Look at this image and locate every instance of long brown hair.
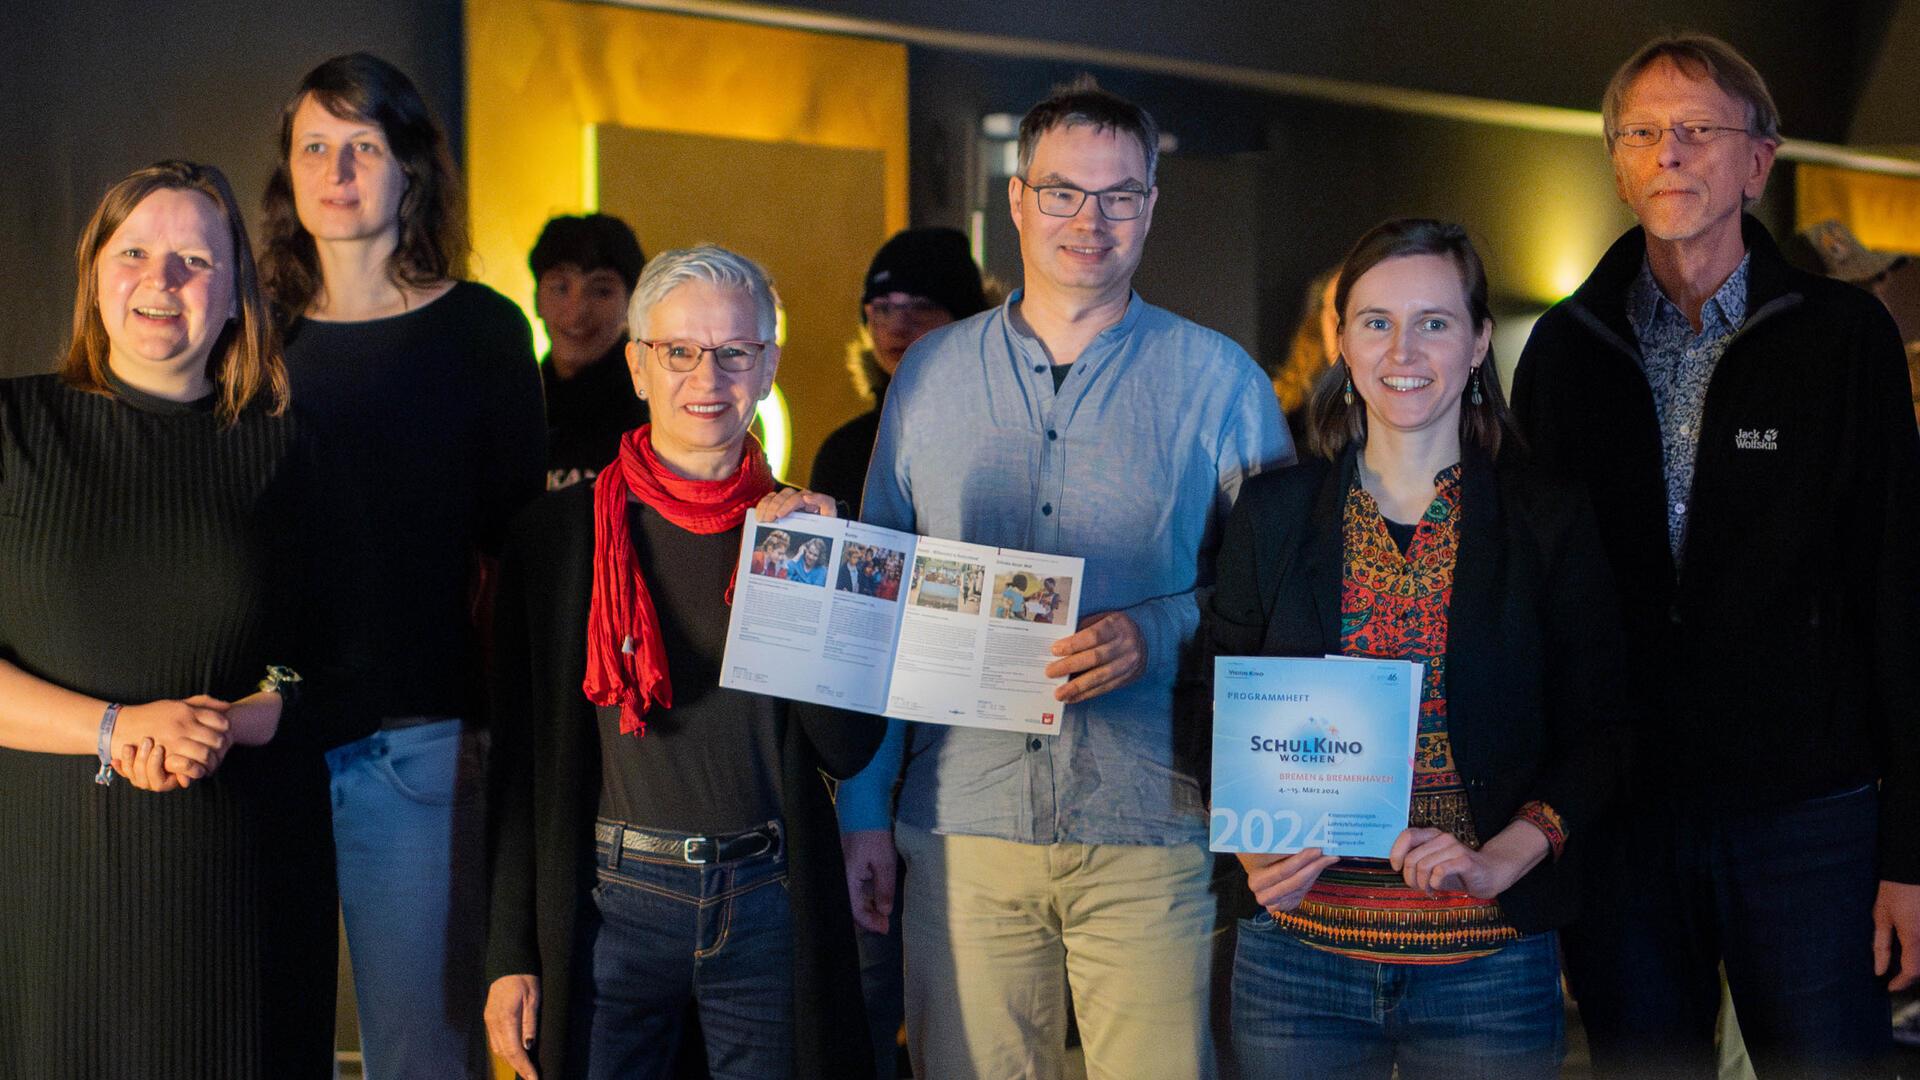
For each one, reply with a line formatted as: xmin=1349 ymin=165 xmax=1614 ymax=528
xmin=1273 ymin=268 xmax=1336 ymax=415
xmin=1304 ymin=218 xmax=1521 ymax=461
xmin=62 ymin=160 xmax=287 ymax=424
xmin=259 ymin=53 xmax=468 ymax=318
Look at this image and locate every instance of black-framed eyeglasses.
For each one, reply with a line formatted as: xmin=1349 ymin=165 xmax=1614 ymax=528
xmin=637 ymin=338 xmax=768 ymax=373
xmin=1017 ymin=177 xmax=1149 ymax=221
xmin=1611 ymin=123 xmax=1751 ymax=148
xmin=864 ymin=298 xmax=948 ymax=323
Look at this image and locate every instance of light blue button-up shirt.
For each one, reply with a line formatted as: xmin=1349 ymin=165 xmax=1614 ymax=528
xmin=836 ymin=290 xmax=1292 ymax=846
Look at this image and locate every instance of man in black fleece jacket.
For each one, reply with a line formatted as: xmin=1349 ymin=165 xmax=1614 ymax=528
xmin=1512 ymin=34 xmax=1920 ymax=1079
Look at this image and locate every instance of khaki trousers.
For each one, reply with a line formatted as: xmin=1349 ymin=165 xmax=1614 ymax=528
xmin=896 ymin=822 xmax=1221 ymax=1080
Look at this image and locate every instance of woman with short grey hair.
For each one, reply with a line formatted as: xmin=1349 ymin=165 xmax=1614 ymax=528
xmin=484 ymin=246 xmax=884 ymax=1080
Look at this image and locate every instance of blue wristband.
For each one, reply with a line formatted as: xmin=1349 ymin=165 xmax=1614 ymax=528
xmin=93 ymin=703 xmax=123 ymax=786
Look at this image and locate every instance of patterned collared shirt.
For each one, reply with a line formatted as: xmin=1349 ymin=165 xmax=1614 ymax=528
xmin=1626 ymin=253 xmax=1750 ymax=563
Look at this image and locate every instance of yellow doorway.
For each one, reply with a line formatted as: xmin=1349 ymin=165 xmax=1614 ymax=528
xmin=465 ymin=0 xmax=909 ymax=481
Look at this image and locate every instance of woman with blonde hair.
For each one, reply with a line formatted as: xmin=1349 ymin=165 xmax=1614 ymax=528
xmin=0 ymin=160 xmax=357 ymax=1078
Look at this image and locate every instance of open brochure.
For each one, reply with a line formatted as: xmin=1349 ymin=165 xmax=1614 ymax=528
xmin=720 ymin=510 xmax=1085 ymax=734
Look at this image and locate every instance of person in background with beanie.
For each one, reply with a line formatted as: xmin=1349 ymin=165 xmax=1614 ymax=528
xmin=809 ymin=227 xmax=988 ymax=515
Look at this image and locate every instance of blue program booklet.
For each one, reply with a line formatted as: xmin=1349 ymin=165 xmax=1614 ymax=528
xmin=1210 ymin=655 xmax=1422 ymax=859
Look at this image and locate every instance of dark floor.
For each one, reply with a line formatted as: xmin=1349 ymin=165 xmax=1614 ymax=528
xmin=337 ymin=946 xmax=1920 ymax=1080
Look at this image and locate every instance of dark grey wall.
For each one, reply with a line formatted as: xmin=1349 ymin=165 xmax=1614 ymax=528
xmin=2 ymin=0 xmax=1890 ymax=378
xmin=788 ymin=0 xmax=1888 ymax=141
xmin=0 ymin=0 xmax=462 ymax=377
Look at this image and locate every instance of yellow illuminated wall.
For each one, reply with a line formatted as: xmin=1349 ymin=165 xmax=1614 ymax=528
xmin=1797 ymin=163 xmax=1920 ymax=254
xmin=465 ymin=0 xmax=909 ymax=480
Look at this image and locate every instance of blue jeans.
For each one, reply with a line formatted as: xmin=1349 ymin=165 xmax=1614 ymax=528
xmin=1233 ymin=921 xmax=1564 ymax=1080
xmin=568 ymin=822 xmax=795 ymax=1080
xmin=1562 ymin=782 xmax=1889 ymax=1079
xmin=327 ymin=719 xmax=490 ymax=1079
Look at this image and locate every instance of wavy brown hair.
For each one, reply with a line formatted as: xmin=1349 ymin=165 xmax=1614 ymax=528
xmin=63 ymin=160 xmax=287 ymax=424
xmin=1305 ymin=218 xmax=1521 ymax=461
xmin=1273 ymin=268 xmax=1337 ymax=415
xmin=259 ymin=53 xmax=467 ymax=318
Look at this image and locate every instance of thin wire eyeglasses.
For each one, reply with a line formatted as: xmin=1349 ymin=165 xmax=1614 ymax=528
xmin=1017 ymin=177 xmax=1149 ymax=221
xmin=637 ymin=338 xmax=768 ymax=373
xmin=1612 ymin=123 xmax=1751 ymax=148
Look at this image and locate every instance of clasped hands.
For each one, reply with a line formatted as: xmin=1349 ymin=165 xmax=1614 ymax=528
xmin=110 ymin=691 xmax=284 ymax=792
xmin=108 ymin=696 xmax=231 ymax=792
xmin=1237 ymin=825 xmax=1546 ymax=917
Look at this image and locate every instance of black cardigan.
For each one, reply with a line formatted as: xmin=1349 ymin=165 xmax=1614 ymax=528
xmin=1512 ymin=217 xmax=1920 ymax=882
xmin=1203 ymin=448 xmax=1630 ymax=934
xmin=484 ymin=484 xmax=883 ymax=1079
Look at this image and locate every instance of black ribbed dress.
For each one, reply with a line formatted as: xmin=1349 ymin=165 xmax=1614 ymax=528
xmin=0 ymin=373 xmax=349 ymax=1080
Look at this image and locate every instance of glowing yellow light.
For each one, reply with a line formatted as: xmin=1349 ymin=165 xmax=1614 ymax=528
xmin=526 ymin=122 xmax=606 ymax=367
xmin=582 ymin=123 xmax=599 ymax=211
xmin=754 ymin=384 xmax=793 ymax=480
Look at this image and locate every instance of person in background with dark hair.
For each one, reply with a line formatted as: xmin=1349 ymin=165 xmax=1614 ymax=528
xmin=259 ymin=52 xmax=547 ymax=1079
xmin=1207 ymin=218 xmax=1626 ymax=1079
xmin=532 ymin=213 xmax=649 ymax=489
xmin=809 ymin=227 xmax=987 ymax=515
xmin=836 ymin=77 xmax=1290 ymax=1079
xmin=1513 ymin=35 xmax=1920 ymax=1078
xmin=0 ymin=160 xmax=359 ymax=1079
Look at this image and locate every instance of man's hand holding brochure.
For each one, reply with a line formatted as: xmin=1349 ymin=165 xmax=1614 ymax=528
xmin=720 ymin=510 xmax=1083 ymax=733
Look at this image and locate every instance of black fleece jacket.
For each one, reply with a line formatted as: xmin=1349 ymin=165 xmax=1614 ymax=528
xmin=1512 ymin=216 xmax=1920 ymax=883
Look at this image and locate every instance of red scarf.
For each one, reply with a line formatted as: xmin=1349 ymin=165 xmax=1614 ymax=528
xmin=583 ymin=425 xmax=775 ymax=735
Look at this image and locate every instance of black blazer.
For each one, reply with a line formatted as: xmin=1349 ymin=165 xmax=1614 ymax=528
xmin=1204 ymin=448 xmax=1630 ymax=933
xmin=483 ymin=484 xmax=882 ymax=1079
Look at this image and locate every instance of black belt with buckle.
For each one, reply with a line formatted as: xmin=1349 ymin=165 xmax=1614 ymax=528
xmin=594 ymin=820 xmax=781 ymax=865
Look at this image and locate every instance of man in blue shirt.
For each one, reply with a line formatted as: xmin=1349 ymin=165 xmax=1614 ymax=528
xmin=837 ymin=77 xmax=1291 ymax=1078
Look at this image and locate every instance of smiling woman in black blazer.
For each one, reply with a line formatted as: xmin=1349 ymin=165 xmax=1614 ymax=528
xmin=1206 ymin=219 xmax=1631 ymax=1080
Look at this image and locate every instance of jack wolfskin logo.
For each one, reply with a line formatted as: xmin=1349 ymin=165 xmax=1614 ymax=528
xmin=1734 ymin=428 xmax=1779 ymax=451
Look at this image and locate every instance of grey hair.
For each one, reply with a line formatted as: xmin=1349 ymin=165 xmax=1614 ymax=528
xmin=628 ymin=244 xmax=780 ymax=342
xmin=1601 ymin=34 xmax=1781 ymax=152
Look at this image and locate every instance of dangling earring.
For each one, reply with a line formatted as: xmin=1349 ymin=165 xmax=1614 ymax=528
xmin=1470 ymin=367 xmax=1484 ymax=406
xmin=1339 ymin=358 xmax=1354 ymax=406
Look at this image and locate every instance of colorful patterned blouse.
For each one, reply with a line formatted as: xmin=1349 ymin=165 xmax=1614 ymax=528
xmin=1273 ymin=463 xmax=1564 ymax=964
